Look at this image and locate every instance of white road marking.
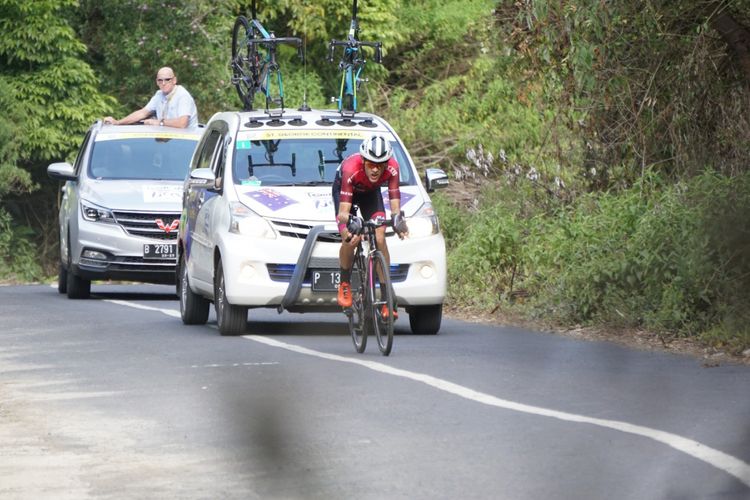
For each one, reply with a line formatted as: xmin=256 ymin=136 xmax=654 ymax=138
xmin=110 ymin=299 xmax=750 ymax=488
xmin=190 ymin=362 xmax=279 ymax=368
xmin=105 ymin=299 xmax=181 ymax=318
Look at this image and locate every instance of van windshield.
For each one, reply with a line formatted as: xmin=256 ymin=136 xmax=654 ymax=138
xmin=232 ymin=138 xmax=416 ymax=186
xmin=89 ymin=138 xmax=198 ymax=181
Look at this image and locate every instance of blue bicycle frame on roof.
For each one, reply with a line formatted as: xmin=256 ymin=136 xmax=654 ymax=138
xmin=250 ymin=17 xmax=283 ymax=103
xmin=329 ymin=0 xmax=382 ymax=113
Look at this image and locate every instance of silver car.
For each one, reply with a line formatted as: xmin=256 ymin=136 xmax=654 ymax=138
xmin=47 ymin=122 xmax=202 ymax=298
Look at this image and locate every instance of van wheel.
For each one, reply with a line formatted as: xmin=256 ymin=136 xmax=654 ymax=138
xmin=408 ymin=304 xmax=442 ymax=335
xmin=178 ymin=253 xmax=209 ymax=325
xmin=58 ymin=262 xmax=67 ymax=294
xmin=214 ymin=259 xmax=247 ymax=336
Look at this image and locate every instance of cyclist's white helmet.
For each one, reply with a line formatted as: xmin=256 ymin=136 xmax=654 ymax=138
xmin=360 ymin=133 xmax=393 ymax=163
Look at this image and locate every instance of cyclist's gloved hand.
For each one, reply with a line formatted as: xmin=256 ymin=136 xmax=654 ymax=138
xmin=393 ymin=211 xmax=408 ymax=238
xmin=347 ymin=216 xmax=363 ymax=236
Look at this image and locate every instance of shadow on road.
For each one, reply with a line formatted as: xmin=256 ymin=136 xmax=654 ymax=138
xmin=247 ymin=319 xmax=349 ymax=336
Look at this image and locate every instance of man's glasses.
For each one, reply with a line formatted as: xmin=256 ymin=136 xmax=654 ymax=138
xmin=156 ymin=77 xmax=173 ymax=84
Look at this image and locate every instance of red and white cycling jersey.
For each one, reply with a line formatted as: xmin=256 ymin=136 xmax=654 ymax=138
xmin=338 ymin=154 xmax=400 ymax=204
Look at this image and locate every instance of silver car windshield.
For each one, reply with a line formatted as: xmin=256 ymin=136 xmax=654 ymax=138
xmin=89 ymin=138 xmax=198 ymax=181
xmin=232 ymin=138 xmax=416 ymax=186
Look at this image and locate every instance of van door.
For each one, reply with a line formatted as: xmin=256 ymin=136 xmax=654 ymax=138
xmin=185 ymin=129 xmax=222 ymax=287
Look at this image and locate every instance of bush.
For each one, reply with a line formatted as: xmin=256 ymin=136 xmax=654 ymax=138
xmin=0 ymin=210 xmax=44 ymax=283
xmin=444 ymin=170 xmax=750 ymax=352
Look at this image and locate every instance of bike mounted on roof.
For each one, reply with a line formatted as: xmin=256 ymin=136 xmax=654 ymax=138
xmin=230 ymin=0 xmax=303 ymax=112
xmin=328 ymin=0 xmax=383 ymax=114
xmin=230 ymin=0 xmax=383 ymax=116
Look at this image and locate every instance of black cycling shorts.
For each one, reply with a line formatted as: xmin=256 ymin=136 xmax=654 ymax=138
xmin=332 ymin=172 xmax=385 ymax=221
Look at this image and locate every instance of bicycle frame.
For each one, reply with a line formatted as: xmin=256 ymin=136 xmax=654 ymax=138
xmin=328 ymin=0 xmax=382 ymax=113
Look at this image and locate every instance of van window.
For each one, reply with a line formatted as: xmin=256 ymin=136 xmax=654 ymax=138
xmin=232 ymin=138 xmax=415 ymax=186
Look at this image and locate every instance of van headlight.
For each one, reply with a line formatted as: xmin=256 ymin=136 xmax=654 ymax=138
xmin=229 ymin=202 xmax=276 ymax=239
xmin=406 ymin=202 xmax=440 ymax=238
xmin=80 ymin=200 xmax=115 ymax=223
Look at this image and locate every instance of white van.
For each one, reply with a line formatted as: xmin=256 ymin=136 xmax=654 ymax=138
xmin=177 ymin=108 xmax=449 ymax=335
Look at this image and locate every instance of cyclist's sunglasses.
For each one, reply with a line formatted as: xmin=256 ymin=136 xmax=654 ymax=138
xmin=364 ymin=160 xmax=387 ymax=169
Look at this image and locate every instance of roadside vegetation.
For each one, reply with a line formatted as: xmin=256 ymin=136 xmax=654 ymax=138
xmin=1 ymin=0 xmax=748 ymax=353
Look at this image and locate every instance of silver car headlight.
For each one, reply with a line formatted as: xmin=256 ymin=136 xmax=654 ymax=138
xmin=80 ymin=200 xmax=116 ymax=223
xmin=229 ymin=202 xmax=276 ymax=239
xmin=406 ymin=202 xmax=440 ymax=238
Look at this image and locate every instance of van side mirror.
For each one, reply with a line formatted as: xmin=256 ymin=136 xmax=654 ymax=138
xmin=424 ymin=168 xmax=449 ymax=192
xmin=188 ymin=168 xmax=217 ymax=189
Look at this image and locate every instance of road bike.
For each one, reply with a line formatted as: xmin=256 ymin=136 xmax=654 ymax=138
xmin=231 ymin=0 xmax=303 ymax=111
xmin=328 ymin=0 xmax=382 ymax=113
xmin=344 ymin=211 xmax=395 ymax=356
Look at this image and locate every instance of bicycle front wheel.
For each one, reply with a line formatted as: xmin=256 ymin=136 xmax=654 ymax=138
xmin=231 ymin=16 xmax=257 ymax=110
xmin=370 ymin=251 xmax=394 ymax=355
xmin=348 ymin=253 xmax=368 ymax=353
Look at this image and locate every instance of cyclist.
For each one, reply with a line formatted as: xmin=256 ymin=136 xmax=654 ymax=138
xmin=333 ymin=133 xmax=409 ymax=319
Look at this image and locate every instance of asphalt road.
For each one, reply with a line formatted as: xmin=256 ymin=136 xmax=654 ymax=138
xmin=1 ymin=283 xmax=749 ymax=499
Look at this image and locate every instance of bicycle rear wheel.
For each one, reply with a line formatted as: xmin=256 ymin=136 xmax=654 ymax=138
xmin=370 ymin=251 xmax=394 ymax=355
xmin=231 ymin=16 xmax=258 ymax=110
xmin=348 ymin=253 xmax=368 ymax=353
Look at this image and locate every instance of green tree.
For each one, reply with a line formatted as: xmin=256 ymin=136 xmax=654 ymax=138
xmin=0 ymin=0 xmax=116 ymax=162
xmin=0 ymin=0 xmax=116 ymax=280
xmin=76 ymin=0 xmax=259 ymax=118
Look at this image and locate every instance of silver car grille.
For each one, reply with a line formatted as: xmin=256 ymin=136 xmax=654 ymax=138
xmin=112 ymin=210 xmax=181 ymax=241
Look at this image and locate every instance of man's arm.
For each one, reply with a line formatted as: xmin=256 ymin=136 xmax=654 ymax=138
xmin=388 ymin=169 xmax=408 ymax=238
xmin=161 ymin=115 xmax=189 ymax=128
xmin=142 ymin=115 xmax=189 ymax=128
xmin=338 ymin=201 xmax=352 ymax=230
xmin=103 ymin=107 xmax=152 ymax=125
xmin=388 ymin=198 xmax=401 ymax=218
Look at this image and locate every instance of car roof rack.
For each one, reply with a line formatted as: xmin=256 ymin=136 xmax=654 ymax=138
xmin=244 ymin=108 xmax=306 ymax=128
xmin=317 ymin=110 xmax=377 ymax=128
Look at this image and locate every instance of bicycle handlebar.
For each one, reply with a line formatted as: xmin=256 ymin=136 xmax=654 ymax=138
xmin=247 ymin=36 xmax=304 ymax=61
xmin=329 ymin=39 xmax=382 ymax=48
xmin=328 ymin=39 xmax=382 ymax=64
xmin=347 ymin=214 xmax=391 ymax=235
xmin=247 ymin=36 xmax=303 ymax=48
